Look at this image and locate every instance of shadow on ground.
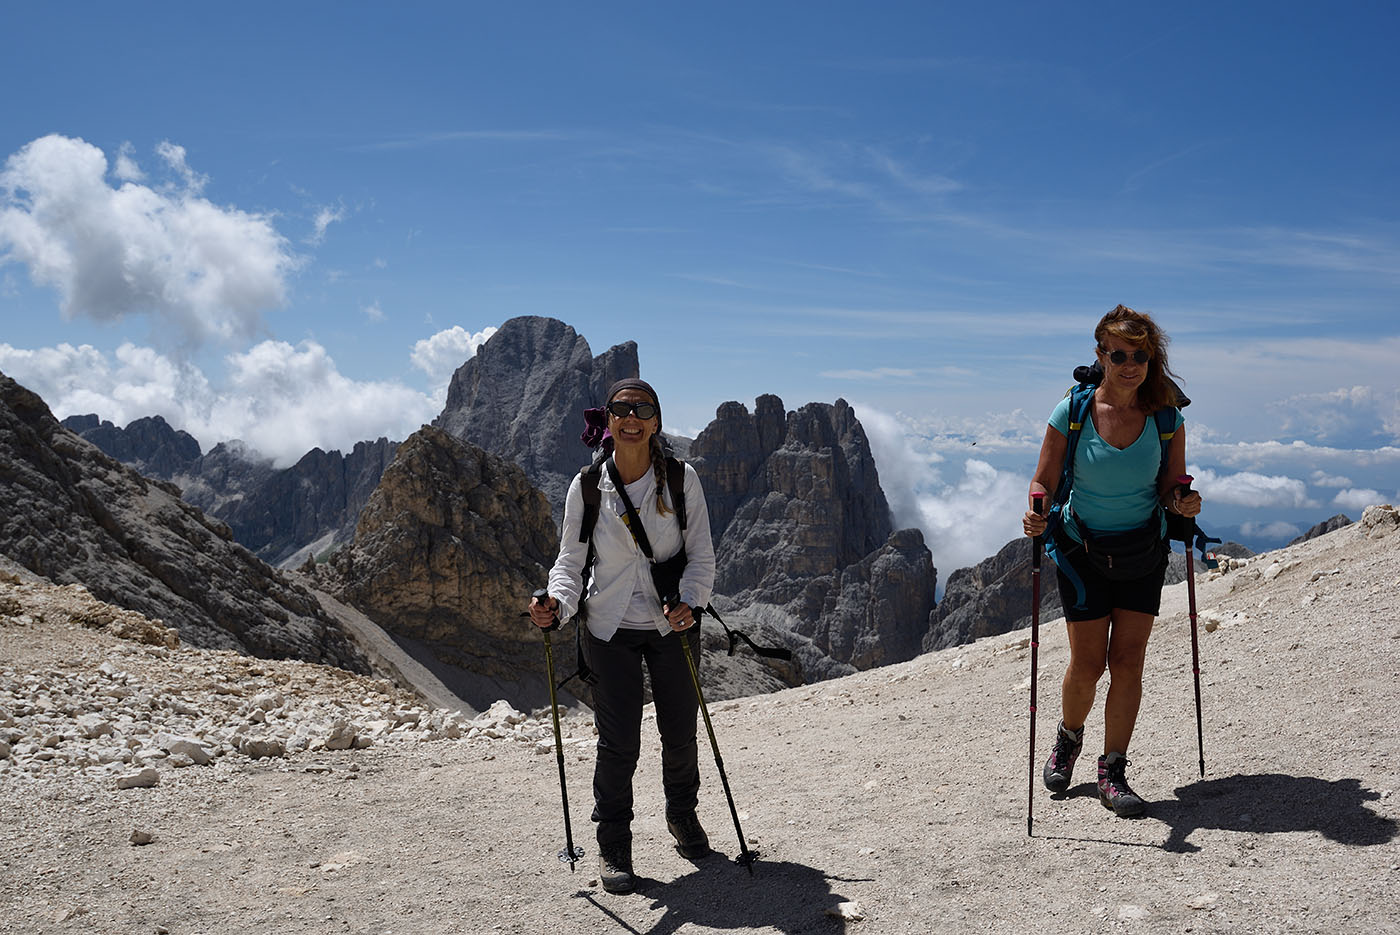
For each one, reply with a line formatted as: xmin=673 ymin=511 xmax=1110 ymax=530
xmin=1154 ymin=773 xmax=1399 ymax=853
xmin=1044 ymin=773 xmax=1397 ymax=854
xmin=575 ymin=856 xmax=865 ymax=935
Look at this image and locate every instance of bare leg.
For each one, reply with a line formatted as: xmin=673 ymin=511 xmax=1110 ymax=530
xmin=1061 ymin=616 xmax=1109 ymax=731
xmin=1103 ymin=609 xmax=1155 ymax=755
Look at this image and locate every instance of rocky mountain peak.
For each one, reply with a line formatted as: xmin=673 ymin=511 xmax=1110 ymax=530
xmin=0 ymin=370 xmax=366 ymax=670
xmin=688 ymin=395 xmax=932 ymax=677
xmin=433 ymin=316 xmax=639 ymax=514
xmin=314 ymin=425 xmax=561 ymax=710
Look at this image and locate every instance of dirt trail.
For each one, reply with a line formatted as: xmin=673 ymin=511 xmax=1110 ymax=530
xmin=2 ymin=510 xmax=1398 ymax=934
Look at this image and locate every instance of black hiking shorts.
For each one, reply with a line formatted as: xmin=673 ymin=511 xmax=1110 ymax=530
xmin=1051 ymin=528 xmax=1169 ymax=622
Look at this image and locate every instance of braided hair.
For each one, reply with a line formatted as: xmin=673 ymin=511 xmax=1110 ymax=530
xmin=649 ymin=434 xmax=673 ymax=516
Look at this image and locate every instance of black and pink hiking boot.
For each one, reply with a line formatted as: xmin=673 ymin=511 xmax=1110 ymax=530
xmin=1043 ymin=722 xmax=1084 ymax=793
xmin=1097 ymin=752 xmax=1146 ymax=817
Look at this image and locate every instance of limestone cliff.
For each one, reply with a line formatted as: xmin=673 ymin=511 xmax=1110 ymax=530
xmin=0 ymin=371 xmax=366 ymax=670
xmin=433 ymin=316 xmax=639 ymax=516
xmin=689 ymin=395 xmax=937 ymax=676
xmin=315 ymin=426 xmax=562 ymax=710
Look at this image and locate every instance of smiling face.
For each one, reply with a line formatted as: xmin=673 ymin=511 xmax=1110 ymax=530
xmin=1097 ymin=336 xmax=1152 ymax=394
xmin=607 ymin=388 xmax=659 ymax=452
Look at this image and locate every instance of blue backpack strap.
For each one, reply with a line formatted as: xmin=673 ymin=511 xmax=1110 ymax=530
xmin=1046 ymin=382 xmax=1096 ymax=535
xmin=1154 ymin=407 xmax=1177 ymax=484
xmin=1042 ymin=383 xmax=1096 ymax=614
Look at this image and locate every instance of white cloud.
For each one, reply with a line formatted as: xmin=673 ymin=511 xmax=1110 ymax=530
xmin=1 ymin=339 xmax=436 ymax=467
xmin=308 ymin=203 xmax=346 ymax=245
xmin=1271 ymin=385 xmax=1400 ymax=447
xmin=113 ymin=142 xmax=144 ymax=182
xmin=363 ymin=301 xmax=385 ymax=322
xmin=1309 ymin=469 xmax=1353 ymax=488
xmin=0 ymin=134 xmax=297 ymax=349
xmin=410 ymin=325 xmax=498 ymax=391
xmin=1332 ymin=488 xmax=1389 ymax=512
xmin=914 ymin=459 xmax=1026 ymax=576
xmin=1239 ymin=520 xmax=1302 ymax=540
xmin=154 ymin=140 xmax=207 ymax=193
xmin=1190 ymin=467 xmax=1316 ymax=509
xmin=858 ymin=403 xmax=1025 ymax=576
xmin=821 ymin=366 xmax=920 ymax=381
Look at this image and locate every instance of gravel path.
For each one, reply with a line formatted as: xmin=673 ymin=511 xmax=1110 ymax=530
xmin=2 ymin=507 xmax=1397 ymax=934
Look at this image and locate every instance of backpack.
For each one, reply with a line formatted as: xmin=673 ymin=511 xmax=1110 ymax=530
xmin=1044 ymin=364 xmax=1219 ymax=568
xmin=556 ymin=455 xmax=791 ymax=691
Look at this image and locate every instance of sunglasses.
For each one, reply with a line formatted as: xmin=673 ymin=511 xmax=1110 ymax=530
xmin=1100 ymin=347 xmax=1151 ymax=366
xmin=607 ymin=400 xmax=657 ymax=420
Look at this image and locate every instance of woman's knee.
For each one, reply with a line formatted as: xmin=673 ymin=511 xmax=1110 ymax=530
xmin=1065 ymin=656 xmax=1106 ymax=685
xmin=1106 ymin=650 xmax=1147 ymax=684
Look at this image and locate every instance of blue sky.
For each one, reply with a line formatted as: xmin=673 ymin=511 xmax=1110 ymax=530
xmin=3 ymin=2 xmax=1397 ymax=573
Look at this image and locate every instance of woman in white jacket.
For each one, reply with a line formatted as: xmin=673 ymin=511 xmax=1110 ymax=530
xmin=528 ymin=378 xmax=716 ymax=894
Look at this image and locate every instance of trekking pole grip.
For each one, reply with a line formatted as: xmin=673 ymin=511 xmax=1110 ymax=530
xmin=527 ymin=588 xmax=561 ymax=631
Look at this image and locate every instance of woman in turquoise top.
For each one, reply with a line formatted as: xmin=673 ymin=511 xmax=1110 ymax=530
xmin=1023 ymin=306 xmax=1202 ymax=817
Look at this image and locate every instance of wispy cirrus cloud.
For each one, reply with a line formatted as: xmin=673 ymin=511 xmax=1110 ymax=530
xmin=350 ymin=130 xmax=578 ymax=152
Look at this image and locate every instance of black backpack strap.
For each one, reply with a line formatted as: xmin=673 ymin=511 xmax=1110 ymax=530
xmin=667 ymin=456 xmax=687 ymax=531
xmin=696 ymin=604 xmax=792 ymax=661
xmin=578 ymin=461 xmax=602 ymax=544
xmin=604 ymin=457 xmax=656 ymax=558
xmin=556 ymin=463 xmax=605 ymax=692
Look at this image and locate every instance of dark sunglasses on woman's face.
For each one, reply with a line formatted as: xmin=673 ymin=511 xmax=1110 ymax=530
xmin=1100 ymin=347 xmax=1151 ymax=365
xmin=607 ymin=400 xmax=657 ymax=420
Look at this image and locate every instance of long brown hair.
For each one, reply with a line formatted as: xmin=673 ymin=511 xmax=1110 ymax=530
xmin=1095 ymin=305 xmax=1182 ymax=412
xmin=648 ymin=434 xmax=673 ymax=516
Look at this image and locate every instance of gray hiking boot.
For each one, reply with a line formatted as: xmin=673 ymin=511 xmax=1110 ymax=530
xmin=597 ymin=841 xmax=635 ymax=894
xmin=666 ymin=811 xmax=711 ymax=860
xmin=1043 ymin=722 xmax=1084 ymax=793
xmin=1097 ymin=752 xmax=1147 ymax=817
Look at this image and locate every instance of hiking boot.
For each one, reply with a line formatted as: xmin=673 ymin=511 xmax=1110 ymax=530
xmin=1043 ymin=722 xmax=1084 ymax=793
xmin=666 ymin=811 xmax=711 ymax=860
xmin=1097 ymin=752 xmax=1147 ymax=817
xmin=597 ymin=841 xmax=635 ymax=894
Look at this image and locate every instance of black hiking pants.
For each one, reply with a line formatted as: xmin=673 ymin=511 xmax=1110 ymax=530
xmin=584 ymin=624 xmax=701 ymax=847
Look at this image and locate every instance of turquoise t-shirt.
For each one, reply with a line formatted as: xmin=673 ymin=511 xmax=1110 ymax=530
xmin=1048 ymin=395 xmax=1183 ymax=542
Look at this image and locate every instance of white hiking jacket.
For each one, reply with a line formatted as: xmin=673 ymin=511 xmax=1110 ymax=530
xmin=547 ymin=460 xmax=716 ymax=641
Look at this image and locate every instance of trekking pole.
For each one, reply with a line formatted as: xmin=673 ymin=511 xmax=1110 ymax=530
xmin=1177 ymin=477 xmax=1206 ymax=778
xmin=1027 ymin=493 xmax=1045 ymax=837
xmin=666 ymin=595 xmax=757 ymax=874
xmin=525 ymin=589 xmax=584 ymax=871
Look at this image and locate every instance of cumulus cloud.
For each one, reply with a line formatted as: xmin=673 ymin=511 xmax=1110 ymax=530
xmin=363 ymin=301 xmax=385 ymax=322
xmin=1271 ymin=385 xmax=1400 ymax=447
xmin=1332 ymin=488 xmax=1389 ymax=512
xmin=1190 ymin=467 xmax=1316 ymax=509
xmin=410 ymin=325 xmax=498 ymax=392
xmin=858 ymin=403 xmax=1025 ymax=577
xmin=1309 ymin=469 xmax=1353 ymax=488
xmin=0 ymin=134 xmax=297 ymax=349
xmin=1 ymin=339 xmax=436 ymax=467
xmin=1239 ymin=520 xmax=1302 ymax=541
xmin=113 ymin=142 xmax=144 ymax=182
xmin=914 ymin=459 xmax=1027 ymax=576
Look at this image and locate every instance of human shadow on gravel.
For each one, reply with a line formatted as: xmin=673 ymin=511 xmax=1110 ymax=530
xmin=1153 ymin=773 xmax=1398 ymax=853
xmin=1041 ymin=774 xmax=1397 ymax=855
xmin=575 ymin=857 xmax=866 ymax=934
